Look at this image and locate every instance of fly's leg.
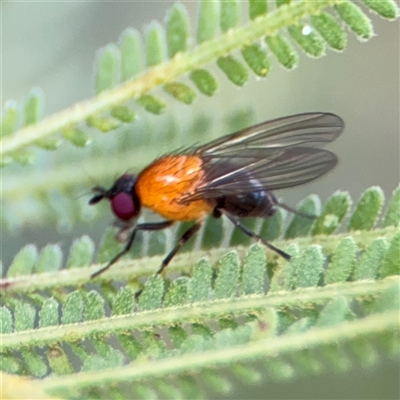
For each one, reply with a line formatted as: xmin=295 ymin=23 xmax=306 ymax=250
xmin=91 ymin=220 xmax=174 ymax=279
xmin=223 ymin=212 xmax=291 ymax=261
xmin=156 ymin=222 xmax=202 ymax=275
xmin=275 ymin=201 xmax=317 ymax=219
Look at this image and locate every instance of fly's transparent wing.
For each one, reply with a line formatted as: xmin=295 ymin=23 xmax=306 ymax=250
xmin=195 ymin=113 xmax=344 ymax=156
xmin=184 ymin=113 xmax=343 ymax=201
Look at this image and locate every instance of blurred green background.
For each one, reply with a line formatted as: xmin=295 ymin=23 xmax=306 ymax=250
xmin=2 ymin=1 xmax=399 ymax=398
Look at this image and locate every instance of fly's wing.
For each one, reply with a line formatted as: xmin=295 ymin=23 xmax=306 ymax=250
xmin=195 ymin=113 xmax=343 ymax=156
xmin=185 ymin=113 xmax=343 ymax=201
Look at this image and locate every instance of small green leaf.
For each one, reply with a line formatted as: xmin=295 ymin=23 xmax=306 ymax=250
xmin=119 ymin=29 xmax=144 ymax=81
xmin=1 ymin=101 xmax=19 ymax=137
xmin=200 ymin=217 xmax=224 ymax=250
xmin=373 ymin=282 xmax=400 ymax=313
xmin=36 ymin=244 xmax=63 ymax=273
xmin=269 ymin=244 xmax=299 ymax=292
xmin=197 ymin=0 xmax=220 ymax=43
xmin=217 ymin=55 xmax=249 ymax=86
xmin=324 ymin=237 xmax=357 ymax=284
xmin=47 ymin=346 xmax=74 ymax=375
xmin=164 ymin=277 xmax=189 ymax=307
xmin=1 ymin=355 xmax=23 ymax=374
xmin=142 ymin=331 xmax=166 ymax=357
xmin=11 ymin=150 xmax=36 ymax=165
xmin=351 ymin=340 xmax=379 ymax=368
xmin=287 ymin=317 xmax=312 ymax=334
xmin=35 ymin=137 xmax=63 ymax=151
xmin=353 ymin=238 xmax=388 ymax=280
xmin=214 ymin=251 xmax=240 ymax=299
xmin=82 ymin=348 xmax=124 ymax=372
xmin=335 ymin=1 xmax=374 ymax=41
xmin=39 ymin=298 xmax=59 ymax=327
xmin=8 ymin=244 xmax=38 ymax=277
xmin=265 ymin=34 xmax=298 ymax=69
xmin=137 ymin=95 xmax=167 ymax=115
xmin=241 ymin=244 xmax=266 ymax=295
xmin=166 ymin=3 xmax=189 ymax=57
xmin=169 ymin=325 xmax=189 ymax=348
xmin=288 ymin=24 xmax=326 ymax=57
xmin=62 ymin=127 xmax=92 ymax=147
xmin=14 ymin=301 xmax=35 ymax=331
xmin=219 ymin=317 xmax=239 ymax=330
xmin=21 ymin=349 xmax=48 ymax=377
xmin=379 ymin=231 xmax=400 ymax=278
xmin=23 ymin=89 xmax=43 ymax=126
xmin=61 ymin=291 xmax=84 ymax=324
xmin=360 ymin=0 xmax=399 ymax=20
xmin=111 ymin=105 xmax=136 ymax=123
xmin=294 ymin=245 xmax=324 ymax=288
xmin=249 ymin=0 xmax=267 ymax=19
xmin=383 ymin=185 xmax=400 ymax=227
xmin=138 ymin=275 xmax=165 ymax=311
xmin=348 ymin=186 xmax=384 ymax=231
xmin=112 ymin=286 xmax=135 ymax=315
xmin=192 ymin=323 xmax=213 ymax=338
xmin=69 ymin=342 xmax=90 ymax=362
xmin=84 ymin=290 xmax=105 ymax=320
xmin=285 ymin=195 xmax=320 ymax=239
xmin=322 ymin=345 xmax=352 ymax=372
xmin=118 ymin=333 xmax=142 ymax=359
xmin=145 ymin=21 xmax=166 ymax=67
xmin=259 ymin=208 xmax=286 ymax=241
xmin=0 ymin=306 xmax=13 ymax=333
xmin=316 ymin=296 xmax=350 ymax=327
xmin=164 ymin=82 xmax=196 ymax=104
xmin=189 ymin=69 xmax=218 ymax=96
xmin=96 ymin=227 xmax=123 ymax=265
xmin=224 ymin=106 xmax=255 ymax=132
xmin=312 ymin=191 xmax=352 ymax=235
xmin=266 ymin=359 xmax=294 ymax=380
xmin=291 ymin=349 xmax=323 ymax=375
xmin=221 ymin=0 xmax=240 ymax=32
xmin=189 ymin=259 xmax=213 ymax=302
xmin=157 ymin=381 xmax=183 ymax=400
xmin=179 ymin=376 xmax=204 ymax=399
xmin=230 ymin=218 xmax=259 ymax=247
xmin=86 ymin=114 xmax=120 ymax=132
xmin=232 ymin=364 xmax=262 ymax=384
xmin=203 ymin=370 xmax=232 ymax=395
xmin=95 ymin=45 xmax=120 ymax=94
xmin=67 ymin=235 xmax=95 ymax=268
xmin=241 ymin=43 xmax=271 ymax=77
xmin=311 ymin=12 xmax=347 ymax=51
xmin=0 ymin=155 xmax=13 ymax=167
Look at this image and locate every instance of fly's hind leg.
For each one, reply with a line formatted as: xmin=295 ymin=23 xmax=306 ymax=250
xmin=275 ymin=200 xmax=317 ymax=219
xmin=223 ymin=212 xmax=291 ymax=261
xmin=157 ymin=222 xmax=202 ymax=275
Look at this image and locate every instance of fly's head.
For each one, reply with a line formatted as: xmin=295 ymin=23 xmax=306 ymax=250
xmin=89 ymin=174 xmax=141 ymax=224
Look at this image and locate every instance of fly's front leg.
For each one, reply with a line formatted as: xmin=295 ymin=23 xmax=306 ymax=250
xmin=91 ymin=220 xmax=174 ymax=279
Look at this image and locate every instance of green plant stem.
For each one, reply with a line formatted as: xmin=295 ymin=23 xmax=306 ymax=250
xmin=1 ymin=226 xmax=397 ymax=293
xmin=40 ymin=310 xmax=399 ymax=392
xmin=1 ymin=276 xmax=397 ymax=350
xmin=1 ymin=0 xmax=341 ymax=157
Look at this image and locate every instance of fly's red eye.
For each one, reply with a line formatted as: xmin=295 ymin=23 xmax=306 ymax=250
xmin=111 ymin=192 xmax=136 ymax=221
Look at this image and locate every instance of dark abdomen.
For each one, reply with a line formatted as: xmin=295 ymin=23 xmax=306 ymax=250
xmin=215 ymin=189 xmax=277 ymax=218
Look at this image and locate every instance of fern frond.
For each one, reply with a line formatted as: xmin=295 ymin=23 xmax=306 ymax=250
xmin=1 ymin=0 xmax=398 ymax=164
xmin=2 ymin=185 xmax=398 ymax=291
